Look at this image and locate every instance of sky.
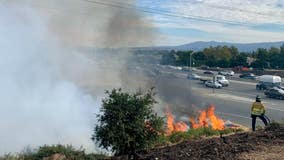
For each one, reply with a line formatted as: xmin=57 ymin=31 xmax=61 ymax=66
xmin=2 ymin=0 xmax=284 ymax=47
xmin=136 ymin=0 xmax=284 ymax=45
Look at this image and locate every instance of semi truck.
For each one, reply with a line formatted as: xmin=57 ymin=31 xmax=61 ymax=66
xmin=256 ymin=75 xmax=282 ymax=90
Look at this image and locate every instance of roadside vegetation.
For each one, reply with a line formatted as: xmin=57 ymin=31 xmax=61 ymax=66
xmin=160 ymin=43 xmax=284 ymax=69
xmin=0 ymin=145 xmax=106 ymax=160
xmin=155 ymin=127 xmax=243 ymax=146
xmin=92 ymin=88 xmax=164 ymax=156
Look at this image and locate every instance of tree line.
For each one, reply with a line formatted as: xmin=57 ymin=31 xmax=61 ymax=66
xmin=160 ymin=43 xmax=284 ymax=69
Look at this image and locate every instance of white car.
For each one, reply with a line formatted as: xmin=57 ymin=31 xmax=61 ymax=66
xmin=205 ymin=80 xmax=222 ymax=88
xmin=218 ymin=70 xmax=234 ymax=76
xmin=227 ymin=70 xmax=235 ymax=76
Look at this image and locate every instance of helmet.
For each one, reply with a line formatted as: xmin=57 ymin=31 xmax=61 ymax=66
xmin=256 ymin=95 xmax=261 ymax=101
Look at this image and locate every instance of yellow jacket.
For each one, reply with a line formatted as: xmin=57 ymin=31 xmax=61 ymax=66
xmin=251 ymin=102 xmax=265 ymax=115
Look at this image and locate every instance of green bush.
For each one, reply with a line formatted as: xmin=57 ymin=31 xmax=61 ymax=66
xmin=93 ymin=88 xmax=164 ymax=155
xmin=35 ymin=144 xmax=85 ymax=159
xmin=0 ymin=145 xmax=107 ymax=160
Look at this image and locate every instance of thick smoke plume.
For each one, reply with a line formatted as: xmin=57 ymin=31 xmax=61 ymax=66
xmin=0 ymin=0 xmax=157 ymax=154
xmin=0 ymin=5 xmax=98 ymax=154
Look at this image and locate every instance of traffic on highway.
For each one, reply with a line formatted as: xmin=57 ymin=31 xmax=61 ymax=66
xmin=142 ymin=64 xmax=284 ymax=127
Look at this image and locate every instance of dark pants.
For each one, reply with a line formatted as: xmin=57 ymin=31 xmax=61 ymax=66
xmin=251 ymin=114 xmax=268 ymax=131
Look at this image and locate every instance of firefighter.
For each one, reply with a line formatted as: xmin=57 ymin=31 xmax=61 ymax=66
xmin=251 ymin=95 xmax=268 ymax=131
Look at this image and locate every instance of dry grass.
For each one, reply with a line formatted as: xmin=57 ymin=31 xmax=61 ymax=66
xmin=238 ymin=145 xmax=284 ymax=160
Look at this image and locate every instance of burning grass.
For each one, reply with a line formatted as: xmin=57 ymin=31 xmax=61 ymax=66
xmin=160 ymin=105 xmax=243 ymax=146
xmin=155 ymin=127 xmax=243 ymax=147
xmin=166 ymin=105 xmax=229 ymax=135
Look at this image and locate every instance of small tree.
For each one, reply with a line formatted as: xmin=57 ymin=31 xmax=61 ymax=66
xmin=93 ymin=88 xmax=164 ymax=156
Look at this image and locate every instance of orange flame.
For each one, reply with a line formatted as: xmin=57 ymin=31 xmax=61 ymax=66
xmin=207 ymin=105 xmax=225 ymax=130
xmin=166 ymin=105 xmax=225 ymax=135
xmin=166 ymin=111 xmax=188 ymax=135
xmin=189 ymin=105 xmax=224 ymax=130
xmin=190 ymin=110 xmax=208 ymax=129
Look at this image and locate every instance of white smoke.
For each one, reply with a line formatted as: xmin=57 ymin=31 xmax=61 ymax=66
xmin=0 ymin=5 xmax=102 ymax=154
xmin=0 ymin=0 xmax=157 ymax=154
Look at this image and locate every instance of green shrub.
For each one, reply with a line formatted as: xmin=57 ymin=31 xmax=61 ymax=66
xmin=94 ymin=88 xmax=164 ymax=155
xmin=0 ymin=145 xmax=107 ymax=160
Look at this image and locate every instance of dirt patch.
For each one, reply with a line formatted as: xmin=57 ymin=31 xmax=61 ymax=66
xmin=238 ymin=145 xmax=284 ymax=160
xmin=133 ymin=124 xmax=284 ymax=160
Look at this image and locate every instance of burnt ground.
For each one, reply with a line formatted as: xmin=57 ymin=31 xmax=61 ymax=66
xmin=134 ymin=124 xmax=284 ymax=160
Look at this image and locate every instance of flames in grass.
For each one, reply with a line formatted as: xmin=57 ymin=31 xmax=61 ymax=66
xmin=166 ymin=112 xmax=189 ymax=134
xmin=166 ymin=105 xmax=225 ymax=135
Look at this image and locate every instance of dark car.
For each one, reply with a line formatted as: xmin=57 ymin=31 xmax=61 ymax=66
xmin=239 ymin=73 xmax=256 ymax=80
xmin=256 ymin=82 xmax=281 ymax=90
xmin=203 ymin=70 xmax=214 ymax=74
xmin=264 ymin=87 xmax=284 ymax=100
xmin=277 ymin=85 xmax=284 ymax=90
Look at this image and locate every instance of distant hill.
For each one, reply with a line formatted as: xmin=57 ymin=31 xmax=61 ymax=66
xmin=135 ymin=41 xmax=284 ymax=52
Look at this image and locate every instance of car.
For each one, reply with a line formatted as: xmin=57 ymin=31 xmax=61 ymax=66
xmin=256 ymin=82 xmax=281 ymax=90
xmin=205 ymin=80 xmax=222 ymax=88
xmin=176 ymin=66 xmax=182 ymax=70
xmin=239 ymin=73 xmax=256 ymax=80
xmin=276 ymin=85 xmax=284 ymax=90
xmin=227 ymin=70 xmax=235 ymax=76
xmin=187 ymin=73 xmax=201 ymax=80
xmin=218 ymin=70 xmax=234 ymax=76
xmin=256 ymin=75 xmax=282 ymax=90
xmin=264 ymin=87 xmax=284 ymax=100
xmin=200 ymin=77 xmax=210 ymax=84
xmin=203 ymin=70 xmax=214 ymax=74
xmin=201 ymin=66 xmax=210 ymax=70
xmin=218 ymin=71 xmax=227 ymax=76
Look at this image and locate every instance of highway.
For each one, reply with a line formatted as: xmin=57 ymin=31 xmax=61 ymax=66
xmin=143 ymin=65 xmax=284 ymax=127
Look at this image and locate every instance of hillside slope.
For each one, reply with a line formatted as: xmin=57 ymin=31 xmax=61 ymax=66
xmin=135 ymin=124 xmax=284 ymax=160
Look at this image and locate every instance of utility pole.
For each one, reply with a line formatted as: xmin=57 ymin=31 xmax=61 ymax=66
xmin=190 ymin=51 xmax=195 ymax=72
xmin=212 ymin=75 xmax=215 ymax=94
xmin=189 ymin=51 xmax=195 ymax=88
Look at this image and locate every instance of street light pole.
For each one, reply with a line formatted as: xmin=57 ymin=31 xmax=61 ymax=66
xmin=190 ymin=51 xmax=194 ymax=72
xmin=189 ymin=51 xmax=195 ymax=88
xmin=190 ymin=52 xmax=192 ymax=72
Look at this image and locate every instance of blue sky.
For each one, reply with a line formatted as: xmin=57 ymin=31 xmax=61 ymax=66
xmin=135 ymin=0 xmax=284 ymax=45
xmin=3 ymin=0 xmax=284 ymax=47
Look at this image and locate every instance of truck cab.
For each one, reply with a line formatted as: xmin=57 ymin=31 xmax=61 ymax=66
xmin=214 ymin=75 xmax=229 ymax=87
